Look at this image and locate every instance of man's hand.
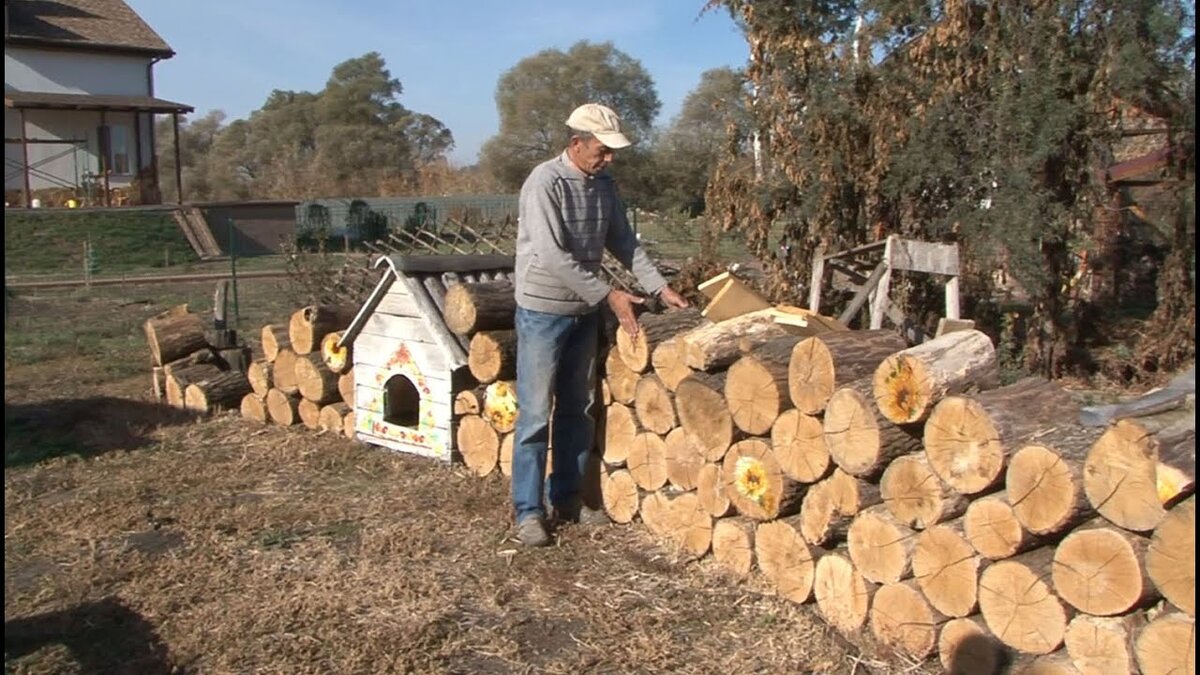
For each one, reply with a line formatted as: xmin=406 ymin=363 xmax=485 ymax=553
xmin=606 ymin=289 xmax=645 ymax=337
xmin=658 ymin=286 xmax=690 ymax=309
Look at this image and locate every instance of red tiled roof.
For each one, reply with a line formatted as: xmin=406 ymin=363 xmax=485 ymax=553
xmin=6 ymin=0 xmax=174 ymax=56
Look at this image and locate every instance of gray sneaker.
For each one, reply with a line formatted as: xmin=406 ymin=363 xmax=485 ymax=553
xmin=516 ymin=515 xmax=551 ymax=547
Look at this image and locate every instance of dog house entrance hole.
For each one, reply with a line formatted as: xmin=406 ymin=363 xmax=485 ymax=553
xmin=384 ymin=374 xmax=420 ymax=427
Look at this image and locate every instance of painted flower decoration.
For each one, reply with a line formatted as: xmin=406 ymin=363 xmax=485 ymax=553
xmin=734 ymin=456 xmax=768 ymax=503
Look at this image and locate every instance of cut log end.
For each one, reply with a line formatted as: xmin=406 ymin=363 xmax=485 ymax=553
xmin=771 ymin=409 xmax=831 ymax=483
xmin=1008 ymin=444 xmax=1089 ymax=536
xmin=873 ymin=354 xmax=931 ymax=424
xmin=240 ymin=393 xmax=268 ymax=423
xmin=1053 ymin=524 xmax=1152 ymax=616
xmin=881 ymin=453 xmax=966 ymax=530
xmin=723 ymin=439 xmax=803 ymax=521
xmin=1135 ymin=613 xmax=1195 ymax=675
xmin=468 ymin=330 xmax=517 ymax=384
xmin=663 ymin=492 xmax=712 ymax=560
xmin=634 ymin=375 xmax=676 ymax=435
xmin=847 ymin=505 xmax=916 ymax=585
xmin=663 ymin=428 xmax=705 ymax=491
xmin=483 ymin=380 xmax=518 ymax=434
xmin=457 ymin=415 xmax=499 ymax=477
xmin=1085 ymin=419 xmax=1169 ymax=532
xmin=600 ymin=468 xmax=639 ymax=524
xmin=1145 ymin=495 xmax=1195 ymax=615
xmin=870 ymin=581 xmax=946 ymax=660
xmin=755 ymin=519 xmax=814 ymax=604
xmin=627 ymin=432 xmax=668 ymax=491
xmin=979 ymin=555 xmax=1071 ymax=655
xmin=964 ymin=495 xmax=1036 ymax=560
xmin=912 ymin=525 xmax=980 ymax=617
xmin=1064 ymin=613 xmax=1142 ymax=675
xmin=697 ymin=462 xmax=733 ymax=518
xmin=602 ymin=402 xmax=638 ymax=467
xmin=938 ymin=617 xmax=1001 ymax=675
xmin=814 ymin=553 xmax=874 ymax=634
xmin=320 ymin=331 xmax=352 ymax=374
xmin=711 ymin=518 xmax=755 ymax=578
xmin=924 ymin=396 xmax=1004 ymax=494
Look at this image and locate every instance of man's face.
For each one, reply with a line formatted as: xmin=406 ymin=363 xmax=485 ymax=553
xmin=569 ymin=136 xmax=615 ymax=176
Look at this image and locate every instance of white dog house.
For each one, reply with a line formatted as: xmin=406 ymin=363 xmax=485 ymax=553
xmin=340 ymin=254 xmax=513 ymax=460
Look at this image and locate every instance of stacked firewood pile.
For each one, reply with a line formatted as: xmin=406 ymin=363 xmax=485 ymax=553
xmin=444 ymin=280 xmax=524 ymax=477
xmin=145 ymin=305 xmax=253 ymax=413
xmin=240 ymin=305 xmax=358 ymax=437
xmin=591 ymin=309 xmax=1194 ymax=674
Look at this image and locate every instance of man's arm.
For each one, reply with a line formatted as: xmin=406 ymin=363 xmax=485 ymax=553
xmin=605 ymin=201 xmax=668 ymax=296
xmin=522 ymin=177 xmax=612 ymax=307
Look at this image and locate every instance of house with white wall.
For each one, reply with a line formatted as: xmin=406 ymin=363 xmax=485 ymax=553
xmin=4 ymin=0 xmax=192 ymax=207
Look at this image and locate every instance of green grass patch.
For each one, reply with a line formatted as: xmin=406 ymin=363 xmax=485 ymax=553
xmin=4 ymin=210 xmax=200 ymax=275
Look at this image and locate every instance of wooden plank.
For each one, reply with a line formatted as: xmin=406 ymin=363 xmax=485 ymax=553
xmin=374 ymin=288 xmax=419 ymax=317
xmin=944 ymin=276 xmax=961 ymax=320
xmin=935 ymin=318 xmax=976 ymax=338
xmin=822 ymin=240 xmax=887 ymax=260
xmin=390 ymin=254 xmax=514 ymax=274
xmin=351 ymin=332 xmax=454 ymax=376
xmin=398 ymin=275 xmax=468 ymax=368
xmin=888 ymin=238 xmax=959 ymax=276
xmin=771 ymin=305 xmax=849 ymax=334
xmin=340 ymin=269 xmax=396 ymax=347
xmin=869 ymin=240 xmax=894 ymax=330
xmin=837 ymin=261 xmax=887 ymax=326
xmin=697 ymin=271 xmax=732 ymax=299
xmin=701 ymin=276 xmax=772 ymax=322
xmin=808 ymin=245 xmax=826 ymax=313
xmin=356 ymin=431 xmax=452 ymax=463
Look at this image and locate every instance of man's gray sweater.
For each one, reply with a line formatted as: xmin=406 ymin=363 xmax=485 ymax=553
xmin=515 ymin=152 xmax=667 ymax=315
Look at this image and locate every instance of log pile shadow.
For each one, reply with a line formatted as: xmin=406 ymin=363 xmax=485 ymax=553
xmin=5 ymin=396 xmax=201 ymax=468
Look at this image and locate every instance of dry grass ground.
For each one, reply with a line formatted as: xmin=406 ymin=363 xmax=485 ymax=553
xmin=4 ymin=280 xmax=927 ymax=675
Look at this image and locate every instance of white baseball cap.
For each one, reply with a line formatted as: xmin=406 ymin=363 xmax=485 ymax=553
xmin=565 ymin=103 xmax=632 ymax=149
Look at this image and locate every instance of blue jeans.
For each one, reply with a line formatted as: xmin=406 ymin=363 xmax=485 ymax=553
xmin=512 ymin=306 xmax=599 ymax=522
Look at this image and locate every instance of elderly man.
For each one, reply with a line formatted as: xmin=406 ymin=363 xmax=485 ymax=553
xmin=511 ymin=103 xmax=689 ymax=546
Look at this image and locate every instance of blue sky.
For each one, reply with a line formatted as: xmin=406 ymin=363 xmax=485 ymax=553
xmin=125 ymin=1 xmax=751 ymax=165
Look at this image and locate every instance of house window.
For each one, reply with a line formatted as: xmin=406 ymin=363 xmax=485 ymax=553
xmin=383 ymin=374 xmax=420 ymax=427
xmin=98 ymin=124 xmax=133 ymax=175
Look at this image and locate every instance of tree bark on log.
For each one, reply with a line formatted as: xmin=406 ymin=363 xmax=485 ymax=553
xmin=978 ymin=547 xmax=1073 ymax=655
xmin=289 ymin=304 xmax=356 ymax=355
xmin=1135 ymin=612 xmax=1195 ymax=675
xmin=166 ymin=363 xmax=222 ymax=408
xmin=925 ymin=377 xmax=1079 ymax=495
xmin=882 ymin=454 xmax=969 ymax=530
xmin=145 ymin=311 xmax=208 ymax=367
xmin=483 ymin=380 xmax=518 ymax=434
xmin=789 ymin=329 xmax=907 ymax=415
xmin=320 ymin=330 xmax=352 ymax=374
xmin=457 ymin=415 xmax=499 ymax=477
xmin=1052 ymin=520 xmax=1156 ymax=616
xmin=964 ymin=494 xmax=1041 ymax=560
xmin=604 ymin=348 xmax=639 ymax=405
xmin=468 ymin=330 xmax=517 ymax=384
xmin=676 ymin=371 xmax=736 ymax=462
xmin=722 ymin=438 xmax=805 ymax=521
xmin=297 ymin=398 xmax=322 ymax=430
xmin=261 ymin=324 xmax=290 ymax=362
xmin=663 ymin=427 xmax=705 ymax=491
xmin=872 ymin=329 xmax=998 ymax=424
xmin=634 ymin=374 xmax=676 ymax=435
xmin=162 ymin=347 xmax=219 ymax=375
xmin=319 ymin=402 xmax=351 ymax=433
xmin=184 ymin=371 xmax=252 ymax=413
xmin=272 ymin=348 xmax=300 ymax=395
xmin=848 ymin=505 xmax=917 ymax=585
xmin=912 ymin=523 xmax=982 ymax=617
xmin=725 ymin=337 xmax=800 ymax=435
xmin=627 ymin=431 xmax=668 ymax=491
xmin=1145 ymin=495 xmax=1194 ymax=615
xmin=938 ymin=617 xmax=1002 ymax=675
xmin=444 ymin=281 xmax=516 ymax=335
xmin=1084 ymin=404 xmax=1196 ymax=533
xmin=682 ymin=308 xmax=793 ymax=371
xmin=824 ymin=379 xmax=923 ymax=479
xmin=266 ymin=388 xmax=301 ymax=426
xmin=600 ymin=467 xmax=639 ymax=524
xmin=337 ymin=370 xmax=355 ymax=406
xmin=651 ymin=337 xmax=694 ymax=392
xmin=712 ymin=517 xmax=756 ymax=578
xmin=617 ymin=308 xmax=706 ymax=373
xmin=294 ymin=353 xmax=340 ymax=405
xmin=247 ymin=359 xmax=273 ymax=398
xmin=1007 ymin=428 xmax=1104 ymax=536
xmin=814 ymin=553 xmax=876 ymax=634
xmin=755 ymin=517 xmax=815 ymax=604
xmin=771 ymin=409 xmax=832 ymax=483
xmin=240 ymin=393 xmax=268 ymax=423
xmin=1064 ymin=613 xmax=1144 ymax=675
xmin=697 ymin=462 xmax=733 ymax=518
xmin=870 ymin=580 xmax=949 ymax=659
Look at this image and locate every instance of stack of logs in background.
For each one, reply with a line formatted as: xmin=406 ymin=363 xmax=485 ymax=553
xmin=145 ymin=303 xmax=359 ymax=438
